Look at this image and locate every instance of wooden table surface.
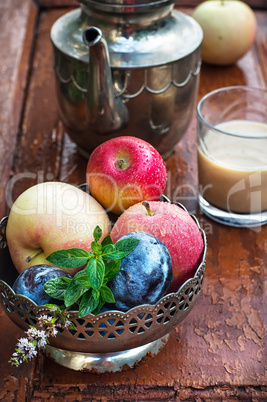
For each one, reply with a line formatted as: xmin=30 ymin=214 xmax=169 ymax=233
xmin=0 ymin=1 xmax=266 ymax=400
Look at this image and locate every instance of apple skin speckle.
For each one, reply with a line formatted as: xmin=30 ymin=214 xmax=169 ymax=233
xmin=87 ymin=136 xmax=167 ymax=214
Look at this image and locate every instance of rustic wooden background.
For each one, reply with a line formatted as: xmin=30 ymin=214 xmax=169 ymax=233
xmin=36 ymin=0 xmax=267 ymax=9
xmin=0 ymin=0 xmax=266 ymax=400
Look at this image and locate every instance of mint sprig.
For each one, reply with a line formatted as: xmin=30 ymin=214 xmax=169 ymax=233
xmin=44 ymin=226 xmax=139 ymax=318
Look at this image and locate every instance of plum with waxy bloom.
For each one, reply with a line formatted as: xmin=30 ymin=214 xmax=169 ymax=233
xmin=13 ymin=264 xmax=72 ymax=305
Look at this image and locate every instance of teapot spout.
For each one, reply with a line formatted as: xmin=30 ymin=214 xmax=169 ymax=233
xmin=83 ymin=27 xmax=129 ymax=134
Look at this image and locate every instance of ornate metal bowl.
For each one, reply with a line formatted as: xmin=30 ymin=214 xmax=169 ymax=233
xmin=0 ymin=201 xmax=206 ymax=372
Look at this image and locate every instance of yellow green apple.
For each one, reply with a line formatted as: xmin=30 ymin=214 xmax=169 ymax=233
xmin=6 ymin=182 xmax=111 ymax=275
xmin=192 ymin=0 xmax=257 ymax=65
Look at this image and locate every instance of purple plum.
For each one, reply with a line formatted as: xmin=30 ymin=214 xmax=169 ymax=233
xmin=12 ymin=264 xmax=72 ymax=305
xmin=109 ymin=231 xmax=173 ymax=311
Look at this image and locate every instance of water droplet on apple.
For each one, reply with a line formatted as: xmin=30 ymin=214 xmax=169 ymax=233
xmin=159 ymin=226 xmax=167 ymax=237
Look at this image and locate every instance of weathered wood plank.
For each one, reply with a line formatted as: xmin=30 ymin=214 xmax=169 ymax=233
xmin=38 ymin=0 xmax=78 ymax=7
xmin=0 ymin=0 xmax=38 ymax=218
xmin=177 ymin=0 xmax=267 ymax=8
xmin=36 ymin=0 xmax=267 ymax=10
xmin=8 ymin=7 xmax=264 ymax=399
xmin=0 ymin=3 xmax=266 ymax=400
xmin=254 ymin=10 xmax=267 ymax=87
xmin=0 ymin=310 xmax=35 ymax=401
xmin=9 ymin=8 xmax=85 ymax=206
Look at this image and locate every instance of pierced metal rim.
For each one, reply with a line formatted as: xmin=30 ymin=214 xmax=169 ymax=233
xmin=0 ymin=259 xmax=205 ymax=353
xmin=0 ymin=194 xmax=206 ymax=353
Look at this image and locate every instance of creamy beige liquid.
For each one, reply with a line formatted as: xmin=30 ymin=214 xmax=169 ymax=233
xmin=198 ymin=120 xmax=267 ymax=213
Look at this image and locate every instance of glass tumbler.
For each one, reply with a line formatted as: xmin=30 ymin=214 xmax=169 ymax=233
xmin=197 ymin=86 xmax=267 ymax=227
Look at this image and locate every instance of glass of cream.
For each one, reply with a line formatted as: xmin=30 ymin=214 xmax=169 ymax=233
xmin=197 ymin=86 xmax=267 ymax=227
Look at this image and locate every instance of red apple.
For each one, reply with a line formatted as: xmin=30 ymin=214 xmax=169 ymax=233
xmin=86 ymin=136 xmax=167 ymax=215
xmin=6 ymin=182 xmax=111 ymax=275
xmin=110 ymin=201 xmax=205 ymax=293
xmin=192 ymin=0 xmax=257 ymax=65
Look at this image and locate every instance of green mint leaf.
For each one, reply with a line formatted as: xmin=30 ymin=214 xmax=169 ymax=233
xmin=102 ymin=238 xmax=139 ymax=260
xmin=115 ymin=238 xmax=139 ymax=256
xmin=91 ymin=241 xmax=102 ymax=254
xmin=43 ymin=226 xmax=139 ymax=316
xmin=87 ymin=258 xmax=105 ymax=290
xmin=44 ymin=277 xmax=71 ymax=301
xmin=86 ymin=258 xmax=96 ymax=284
xmin=45 ymin=303 xmax=61 ymax=310
xmin=68 ymin=322 xmax=77 ymax=331
xmin=92 ymin=296 xmax=106 ymax=315
xmin=101 ymin=234 xmax=113 ymax=247
xmin=101 ymin=243 xmax=116 ymax=259
xmin=46 ymin=248 xmax=91 ymax=269
xmin=93 ymin=226 xmax=102 ymax=243
xmin=64 ymin=279 xmax=88 ymax=308
xmin=104 ymin=260 xmax=121 ymax=282
xmin=100 ymin=285 xmax=115 ymax=304
xmin=73 ymin=269 xmax=91 ymax=288
xmin=78 ymin=289 xmax=100 ymax=318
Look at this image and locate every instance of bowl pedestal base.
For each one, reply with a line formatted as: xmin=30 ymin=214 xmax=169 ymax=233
xmin=45 ymin=334 xmax=169 ymax=373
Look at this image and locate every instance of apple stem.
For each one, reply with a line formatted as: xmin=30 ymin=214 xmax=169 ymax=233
xmin=116 ymin=159 xmax=127 ymax=170
xmin=142 ymin=201 xmax=155 ymax=216
xmin=25 ymin=248 xmax=43 ymax=263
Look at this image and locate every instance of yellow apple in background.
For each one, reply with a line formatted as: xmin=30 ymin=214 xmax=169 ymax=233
xmin=192 ymin=0 xmax=257 ymax=65
xmin=6 ymin=182 xmax=111 ymax=275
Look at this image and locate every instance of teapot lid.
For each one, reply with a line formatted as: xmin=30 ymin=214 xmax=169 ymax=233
xmin=79 ymin=0 xmax=177 ymax=13
xmin=51 ymin=7 xmax=203 ymax=68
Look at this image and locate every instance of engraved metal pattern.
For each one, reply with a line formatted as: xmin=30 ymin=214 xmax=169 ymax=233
xmin=0 ymin=204 xmax=206 ymax=354
xmin=55 ymin=60 xmax=202 ymax=99
xmin=54 ymin=65 xmax=88 ymax=93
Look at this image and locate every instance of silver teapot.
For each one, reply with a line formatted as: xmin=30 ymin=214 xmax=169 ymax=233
xmin=51 ymin=0 xmax=203 ymax=159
